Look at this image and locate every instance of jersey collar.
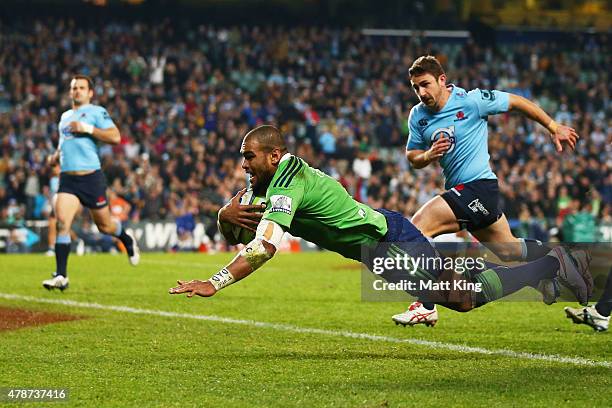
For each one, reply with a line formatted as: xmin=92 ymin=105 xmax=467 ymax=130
xmin=73 ymin=103 xmax=92 ymax=112
xmin=280 ymin=153 xmax=291 ymax=163
xmin=436 ymin=84 xmax=455 ymax=113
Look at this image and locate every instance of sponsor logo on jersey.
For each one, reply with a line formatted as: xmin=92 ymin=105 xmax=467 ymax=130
xmin=456 ymin=91 xmax=466 ymax=98
xmin=468 ymin=199 xmax=489 ymax=216
xmin=430 ymin=125 xmax=456 ymax=153
xmin=454 ymin=110 xmax=468 ymax=121
xmin=358 ymin=208 xmax=366 ymax=218
xmin=270 ymin=195 xmax=292 ymax=214
xmin=418 ymin=118 xmax=428 ymax=127
xmin=61 ymin=125 xmax=75 ymax=139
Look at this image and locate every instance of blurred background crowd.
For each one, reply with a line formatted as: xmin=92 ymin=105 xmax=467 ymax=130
xmin=0 ymin=12 xmax=610 ymax=245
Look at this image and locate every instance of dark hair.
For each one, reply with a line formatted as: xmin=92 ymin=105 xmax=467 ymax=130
xmin=245 ymin=125 xmax=288 ymax=153
xmin=409 ymin=55 xmax=446 ymax=79
xmin=71 ymin=74 xmax=94 ymax=90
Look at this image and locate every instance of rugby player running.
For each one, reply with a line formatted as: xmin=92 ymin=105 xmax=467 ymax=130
xmin=392 ymin=56 xmax=580 ymax=326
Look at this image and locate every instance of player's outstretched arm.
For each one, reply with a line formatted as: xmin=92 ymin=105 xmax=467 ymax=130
xmin=68 ymin=122 xmax=121 ymax=145
xmin=508 ymin=94 xmax=579 ymax=152
xmin=168 ymin=240 xmax=276 ymax=298
xmin=169 ymin=220 xmax=284 ymax=298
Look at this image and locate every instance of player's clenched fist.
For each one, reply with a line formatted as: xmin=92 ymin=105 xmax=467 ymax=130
xmin=169 ymin=280 xmax=217 ymax=298
xmin=424 ymin=135 xmax=451 ymax=162
xmin=68 ymin=121 xmax=94 ymax=135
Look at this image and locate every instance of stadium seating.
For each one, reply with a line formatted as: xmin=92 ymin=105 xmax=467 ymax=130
xmin=0 ymin=20 xmax=609 ymax=245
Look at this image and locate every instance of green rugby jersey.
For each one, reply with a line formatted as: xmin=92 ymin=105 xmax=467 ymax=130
xmin=262 ymin=154 xmax=388 ymax=261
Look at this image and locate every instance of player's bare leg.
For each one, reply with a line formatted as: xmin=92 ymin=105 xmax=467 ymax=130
xmin=43 ymin=192 xmax=80 ymax=290
xmin=55 ymin=193 xmax=80 ymax=236
xmin=46 ymin=215 xmax=57 ymax=256
xmin=89 ymin=206 xmax=116 ymax=235
xmin=470 ymin=214 xmax=522 ymax=261
xmin=90 ymin=206 xmax=140 ymax=266
xmin=411 ymin=196 xmax=461 ymax=237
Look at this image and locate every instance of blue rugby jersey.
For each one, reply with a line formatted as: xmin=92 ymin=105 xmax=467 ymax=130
xmin=407 ymin=85 xmax=509 ymax=189
xmin=58 ymin=104 xmax=115 ymax=172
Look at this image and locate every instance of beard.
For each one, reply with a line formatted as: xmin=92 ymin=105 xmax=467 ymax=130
xmin=251 ymin=173 xmax=273 ymax=196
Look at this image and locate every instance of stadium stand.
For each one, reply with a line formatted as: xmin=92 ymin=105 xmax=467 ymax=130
xmin=0 ymin=19 xmax=609 ymax=247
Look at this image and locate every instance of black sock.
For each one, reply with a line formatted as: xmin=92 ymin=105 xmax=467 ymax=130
xmin=474 ymin=256 xmax=559 ymax=305
xmin=595 ymin=268 xmax=612 ymax=317
xmin=118 ymin=230 xmax=134 ymax=257
xmin=521 ymin=239 xmax=551 ymax=261
xmin=420 ymin=302 xmax=435 ymax=310
xmin=55 ymin=243 xmax=71 ymax=277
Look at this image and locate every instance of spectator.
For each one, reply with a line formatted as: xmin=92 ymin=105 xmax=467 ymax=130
xmin=0 ymin=19 xmax=608 ymax=245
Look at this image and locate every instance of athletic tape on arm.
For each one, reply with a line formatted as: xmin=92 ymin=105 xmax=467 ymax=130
xmin=208 ymin=268 xmax=235 ymax=291
xmin=238 ymin=220 xmax=284 ymax=270
xmin=255 ymin=219 xmax=285 ymax=249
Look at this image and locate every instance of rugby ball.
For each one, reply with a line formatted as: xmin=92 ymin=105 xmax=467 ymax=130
xmin=231 ymin=189 xmax=266 ymax=244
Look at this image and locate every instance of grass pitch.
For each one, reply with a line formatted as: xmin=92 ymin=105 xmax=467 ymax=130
xmin=0 ymin=252 xmax=610 ymax=407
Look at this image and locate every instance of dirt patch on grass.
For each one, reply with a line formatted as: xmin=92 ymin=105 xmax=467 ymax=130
xmin=0 ymin=306 xmax=86 ymax=332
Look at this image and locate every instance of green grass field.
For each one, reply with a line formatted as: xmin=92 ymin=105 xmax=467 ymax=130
xmin=0 ymin=252 xmax=610 ymax=407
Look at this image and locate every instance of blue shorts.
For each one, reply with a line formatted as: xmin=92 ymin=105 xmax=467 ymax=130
xmin=375 ymin=208 xmax=439 ymax=264
xmin=58 ymin=170 xmax=108 ymax=209
xmin=441 ymin=179 xmax=503 ymax=231
xmin=376 ymin=208 xmax=429 ymax=244
xmin=371 ymin=209 xmax=445 ymax=299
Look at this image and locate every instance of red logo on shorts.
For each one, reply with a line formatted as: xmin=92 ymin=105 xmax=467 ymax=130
xmin=97 ymin=196 xmax=107 ymax=206
xmin=455 ymin=184 xmax=464 ymax=191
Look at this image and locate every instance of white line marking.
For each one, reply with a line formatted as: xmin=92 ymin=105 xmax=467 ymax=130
xmin=141 ymin=259 xmax=224 ymax=268
xmin=141 ymin=259 xmax=280 ymax=271
xmin=0 ymin=293 xmax=609 ymax=368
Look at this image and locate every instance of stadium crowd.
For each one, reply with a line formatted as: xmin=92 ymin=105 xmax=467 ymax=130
xmin=0 ymin=19 xmax=610 ymax=243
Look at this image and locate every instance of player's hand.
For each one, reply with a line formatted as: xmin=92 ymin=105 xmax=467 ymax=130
xmin=425 ymin=136 xmax=451 ymax=162
xmin=169 ymin=280 xmax=216 ymax=298
xmin=46 ymin=151 xmax=60 ymax=167
xmin=549 ymin=123 xmax=579 ymax=152
xmin=68 ymin=121 xmax=94 ymax=135
xmin=218 ymin=188 xmax=266 ymax=232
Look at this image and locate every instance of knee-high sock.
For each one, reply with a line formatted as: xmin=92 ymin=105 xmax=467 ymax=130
xmin=55 ymin=234 xmax=71 ymax=277
xmin=112 ymin=220 xmax=134 ymax=256
xmin=473 ymin=256 xmax=559 ymax=305
xmin=595 ymin=268 xmax=612 ymax=317
xmin=519 ymin=238 xmax=551 ymax=261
